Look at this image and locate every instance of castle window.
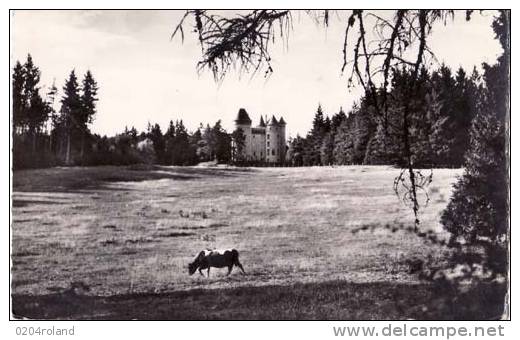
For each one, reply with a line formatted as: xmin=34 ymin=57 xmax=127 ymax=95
xmin=267 ymin=134 xmax=270 ymax=140
xmin=272 ymin=149 xmax=275 ymax=156
xmin=267 ymin=141 xmax=270 ymax=147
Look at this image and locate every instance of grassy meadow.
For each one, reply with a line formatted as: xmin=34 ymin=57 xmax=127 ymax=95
xmin=10 ymin=165 xmax=506 ymax=319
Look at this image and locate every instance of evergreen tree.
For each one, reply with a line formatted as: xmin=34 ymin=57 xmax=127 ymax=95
xmin=23 ymin=55 xmax=50 ymax=153
xmin=319 ymin=132 xmax=334 ymax=165
xmin=199 ymin=124 xmax=214 ymax=161
xmin=231 ymin=127 xmax=246 ymax=164
xmin=427 ymin=86 xmax=453 ymax=167
xmin=364 ymin=123 xmax=398 ymax=165
xmin=352 ymin=99 xmax=375 ymax=164
xmin=443 ymin=66 xmax=478 ymax=166
xmin=311 ymin=104 xmax=325 ymax=135
xmin=323 ymin=116 xmax=331 ymax=134
xmin=441 ymin=11 xmax=509 ymax=276
xmin=164 ymin=120 xmax=176 ymax=164
xmin=213 ymin=120 xmax=231 ymax=163
xmin=45 ymin=80 xmax=58 ymax=154
xmin=306 ymin=104 xmax=328 ymax=165
xmin=129 ymin=126 xmax=138 ymax=147
xmin=149 ymin=123 xmax=165 ymax=164
xmin=60 ymin=70 xmax=82 ymax=165
xmin=430 ymin=64 xmax=459 ymax=166
xmin=174 ymin=120 xmax=191 ymax=165
xmin=331 ymin=107 xmax=347 ymax=133
xmin=79 ymin=70 xmax=98 ymax=163
xmin=12 ymin=61 xmax=25 ymax=134
xmin=190 ymin=126 xmax=203 ymax=164
xmin=289 ymin=135 xmax=305 ymax=166
xmin=333 ymin=107 xmax=357 ymax=165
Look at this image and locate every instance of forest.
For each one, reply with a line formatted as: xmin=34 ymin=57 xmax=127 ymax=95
xmin=11 ymin=57 xmax=234 ymax=169
xmin=288 ymin=63 xmax=497 ymax=169
xmin=11 ymin=56 xmax=499 ymax=171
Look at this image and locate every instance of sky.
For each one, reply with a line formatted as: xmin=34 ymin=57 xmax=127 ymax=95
xmin=10 ymin=10 xmax=503 ymax=138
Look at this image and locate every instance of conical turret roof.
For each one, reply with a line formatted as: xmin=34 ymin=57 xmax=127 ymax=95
xmin=269 ymin=115 xmax=278 ymax=125
xmin=235 ymin=108 xmax=252 ymax=125
xmin=279 ymin=116 xmax=286 ymax=125
xmin=259 ymin=116 xmax=266 ymax=127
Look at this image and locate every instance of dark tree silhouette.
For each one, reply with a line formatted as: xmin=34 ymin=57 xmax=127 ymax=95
xmin=12 ymin=61 xmax=25 ymax=134
xmin=60 ymin=70 xmax=82 ymax=165
xmin=441 ymin=10 xmax=509 ymax=278
xmin=231 ymin=127 xmax=246 ymax=164
xmin=79 ymin=71 xmax=99 ymax=163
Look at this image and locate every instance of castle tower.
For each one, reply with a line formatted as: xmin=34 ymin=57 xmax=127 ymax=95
xmin=233 ymin=108 xmax=286 ymax=164
xmin=250 ymin=116 xmax=266 ymax=161
xmin=266 ymin=115 xmax=286 ymax=163
xmin=234 ymin=108 xmax=252 ymax=160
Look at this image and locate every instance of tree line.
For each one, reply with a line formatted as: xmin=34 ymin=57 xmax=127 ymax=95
xmin=98 ymin=119 xmax=233 ymax=166
xmin=287 ymin=63 xmax=482 ymax=169
xmin=11 ymin=55 xmax=237 ymax=169
xmin=12 ymin=55 xmax=99 ymax=169
xmin=11 ymin=55 xmax=500 ymax=172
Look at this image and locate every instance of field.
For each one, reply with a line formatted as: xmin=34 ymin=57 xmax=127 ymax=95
xmin=10 ymin=165 xmax=506 ymax=320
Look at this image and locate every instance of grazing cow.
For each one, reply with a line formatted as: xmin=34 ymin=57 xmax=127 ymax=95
xmin=188 ymin=248 xmax=245 ymax=277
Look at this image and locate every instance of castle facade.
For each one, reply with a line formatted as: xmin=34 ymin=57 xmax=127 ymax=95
xmin=234 ymin=108 xmax=287 ymax=163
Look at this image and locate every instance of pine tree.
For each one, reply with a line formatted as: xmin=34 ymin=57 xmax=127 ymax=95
xmin=45 ymin=80 xmax=58 ymax=154
xmin=331 ymin=107 xmax=347 ymax=133
xmin=445 ymin=67 xmax=477 ymax=166
xmin=441 ymin=10 xmax=509 ymax=277
xmin=175 ymin=120 xmax=191 ymax=165
xmin=129 ymin=126 xmax=138 ymax=147
xmin=12 ymin=61 xmax=25 ymax=134
xmin=319 ymin=132 xmax=334 ymax=165
xmin=23 ymin=55 xmax=49 ymax=154
xmin=427 ymin=86 xmax=453 ymax=167
xmin=79 ymin=70 xmax=98 ymax=163
xmin=311 ymin=104 xmax=325 ymax=135
xmin=306 ymin=104 xmax=327 ymax=165
xmin=430 ymin=64 xmax=461 ymax=166
xmin=352 ymin=99 xmax=375 ymax=164
xmin=364 ymin=123 xmax=395 ymax=165
xmin=231 ymin=127 xmax=246 ymax=164
xmin=149 ymin=123 xmax=165 ymax=164
xmin=289 ymin=135 xmax=305 ymax=166
xmin=213 ymin=120 xmax=231 ymax=163
xmin=60 ymin=70 xmax=82 ymax=165
xmin=333 ymin=107 xmax=357 ymax=165
xmin=190 ymin=126 xmax=203 ymax=164
xmin=200 ymin=124 xmax=214 ymax=161
xmin=164 ymin=120 xmax=176 ymax=164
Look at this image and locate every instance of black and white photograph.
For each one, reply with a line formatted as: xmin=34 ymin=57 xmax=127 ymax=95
xmin=9 ymin=8 xmax=510 ymax=323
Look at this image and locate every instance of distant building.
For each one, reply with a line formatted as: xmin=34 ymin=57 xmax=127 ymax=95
xmin=233 ymin=108 xmax=287 ymax=163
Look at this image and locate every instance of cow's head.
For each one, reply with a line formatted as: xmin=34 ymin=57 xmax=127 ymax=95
xmin=188 ymin=261 xmax=198 ymax=275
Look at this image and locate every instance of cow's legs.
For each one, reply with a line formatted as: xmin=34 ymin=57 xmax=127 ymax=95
xmin=235 ymin=261 xmax=246 ymax=274
xmin=199 ymin=268 xmax=204 ymax=276
xmin=227 ymin=265 xmax=233 ymax=276
xmin=207 ymin=267 xmax=210 ymax=278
